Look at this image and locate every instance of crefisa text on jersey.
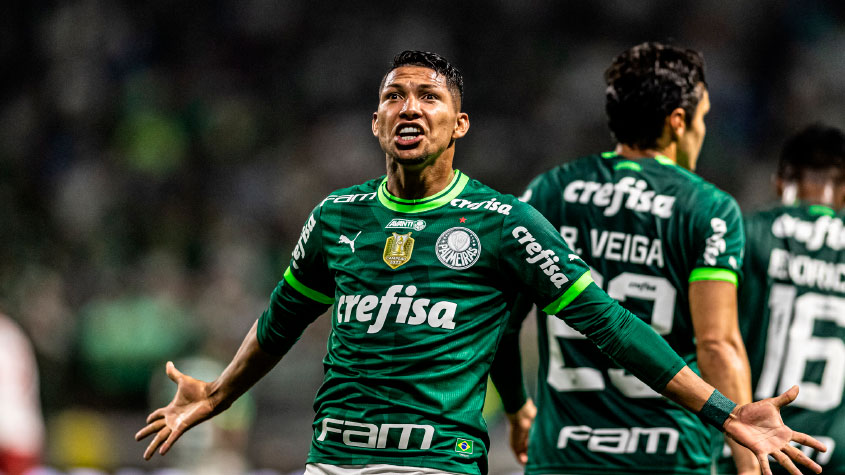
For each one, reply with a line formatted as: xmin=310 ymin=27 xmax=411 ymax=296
xmin=772 ymin=213 xmax=845 ymax=251
xmin=450 ymin=197 xmax=512 ymax=215
xmin=292 ymin=213 xmax=317 ymax=262
xmin=512 ymin=226 xmax=570 ymax=288
xmin=335 ymin=285 xmax=458 ymax=334
xmin=563 ymin=177 xmax=675 ymax=218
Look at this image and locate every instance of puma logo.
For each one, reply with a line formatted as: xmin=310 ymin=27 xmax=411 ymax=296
xmin=339 ymin=231 xmax=362 ymax=252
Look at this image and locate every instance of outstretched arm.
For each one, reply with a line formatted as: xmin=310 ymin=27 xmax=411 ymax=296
xmin=558 ymin=283 xmax=825 ymax=475
xmin=662 ymin=368 xmax=825 ymax=475
xmin=135 ymin=320 xmax=281 ymax=459
xmin=689 ymin=280 xmax=758 ymax=474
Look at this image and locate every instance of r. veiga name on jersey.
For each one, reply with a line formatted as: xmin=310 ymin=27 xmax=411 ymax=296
xmin=768 ymin=248 xmax=845 ymax=293
xmin=336 ymin=285 xmax=457 ymax=334
xmin=512 ymin=226 xmax=569 ymax=288
xmin=772 ymin=213 xmax=845 ymax=251
xmin=558 ymin=425 xmax=679 ymax=455
xmin=563 ymin=177 xmax=675 ymax=218
xmin=317 ymin=418 xmax=434 ymax=450
xmin=560 ymin=226 xmax=665 ymax=268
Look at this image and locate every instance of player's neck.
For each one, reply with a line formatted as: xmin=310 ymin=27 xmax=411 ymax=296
xmin=385 ymin=152 xmax=456 ymax=200
xmin=614 ymin=143 xmax=676 ymax=162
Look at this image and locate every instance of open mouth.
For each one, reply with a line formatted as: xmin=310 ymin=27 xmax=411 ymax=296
xmin=395 ymin=126 xmax=424 ymax=148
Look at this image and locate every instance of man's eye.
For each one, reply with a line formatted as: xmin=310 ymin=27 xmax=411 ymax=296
xmin=386 ymin=93 xmax=400 ymax=100
xmin=423 ymin=93 xmax=438 ymax=100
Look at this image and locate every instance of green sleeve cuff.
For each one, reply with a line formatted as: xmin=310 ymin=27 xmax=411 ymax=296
xmin=283 ymin=267 xmax=334 ymax=304
xmin=688 ymin=268 xmax=738 ymax=286
xmin=542 ymin=271 xmax=594 ymax=314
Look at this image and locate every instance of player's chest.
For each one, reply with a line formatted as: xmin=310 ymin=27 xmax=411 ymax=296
xmin=322 ymin=210 xmax=500 ymax=277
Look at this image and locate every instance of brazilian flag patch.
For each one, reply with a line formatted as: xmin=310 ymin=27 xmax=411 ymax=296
xmin=455 ymin=438 xmax=473 ymax=455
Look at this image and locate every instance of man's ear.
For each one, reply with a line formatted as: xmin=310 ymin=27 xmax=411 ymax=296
xmin=668 ymin=107 xmax=686 ymax=139
xmin=372 ymin=112 xmax=379 ymax=137
xmin=452 ymin=112 xmax=470 ymax=140
xmin=778 ymin=178 xmax=798 ymax=205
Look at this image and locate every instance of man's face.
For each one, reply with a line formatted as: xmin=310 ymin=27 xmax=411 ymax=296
xmin=780 ymin=167 xmax=845 ymax=208
xmin=372 ymin=66 xmax=468 ymax=167
xmin=677 ymin=87 xmax=710 ymax=171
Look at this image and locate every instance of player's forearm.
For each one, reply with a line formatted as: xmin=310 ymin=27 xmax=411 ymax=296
xmin=660 ymin=365 xmax=717 ymax=412
xmin=697 ymin=337 xmax=752 ymax=406
xmin=689 ymin=280 xmax=751 ymax=405
xmin=208 ymin=320 xmax=282 ymax=412
xmin=697 ymin=337 xmax=757 ymax=471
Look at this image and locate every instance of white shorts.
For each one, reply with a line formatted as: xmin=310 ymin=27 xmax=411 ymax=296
xmin=304 ymin=462 xmax=466 ymax=475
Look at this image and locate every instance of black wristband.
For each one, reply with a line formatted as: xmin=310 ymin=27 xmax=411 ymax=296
xmin=699 ymin=389 xmax=737 ymax=429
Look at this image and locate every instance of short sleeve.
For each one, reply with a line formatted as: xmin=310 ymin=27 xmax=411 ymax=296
xmin=498 ymin=199 xmax=594 ymax=314
xmin=257 ymin=204 xmax=335 ymax=354
xmin=689 ymin=192 xmax=745 ymax=286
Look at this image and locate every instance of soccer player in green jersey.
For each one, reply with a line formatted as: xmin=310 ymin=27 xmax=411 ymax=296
xmin=490 ymin=42 xmax=760 ymax=475
xmin=135 ymin=50 xmax=824 ymax=475
xmin=716 ymin=124 xmax=845 ymax=475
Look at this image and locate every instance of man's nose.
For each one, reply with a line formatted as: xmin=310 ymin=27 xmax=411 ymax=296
xmin=400 ymin=95 xmax=422 ymax=118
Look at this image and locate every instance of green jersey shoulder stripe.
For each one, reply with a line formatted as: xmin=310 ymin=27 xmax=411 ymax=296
xmin=542 ymin=271 xmax=594 ymax=314
xmin=689 ymin=267 xmax=738 ymax=286
xmin=284 ymin=267 xmax=334 ymax=304
xmin=377 ymin=170 xmax=469 ymax=213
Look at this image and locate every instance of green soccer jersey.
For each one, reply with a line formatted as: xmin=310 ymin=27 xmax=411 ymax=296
xmin=716 ymin=204 xmax=845 ymax=475
xmin=255 ymin=170 xmax=687 ymax=475
xmin=517 ymin=153 xmax=744 ymax=475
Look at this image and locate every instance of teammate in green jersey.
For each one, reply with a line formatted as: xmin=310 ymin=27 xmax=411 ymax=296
xmin=135 ymin=50 xmax=825 ymax=475
xmin=490 ymin=42 xmax=760 ymax=475
xmin=716 ymin=124 xmax=845 ymax=475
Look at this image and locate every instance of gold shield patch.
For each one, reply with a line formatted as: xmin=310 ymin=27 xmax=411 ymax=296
xmin=383 ymin=232 xmax=414 ymax=269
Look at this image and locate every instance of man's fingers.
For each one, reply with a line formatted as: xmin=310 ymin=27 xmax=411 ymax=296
xmin=143 ymin=427 xmax=171 ymax=460
xmin=146 ymin=408 xmax=166 ymax=424
xmin=783 ymin=444 xmax=822 ymax=474
xmin=792 ymin=430 xmax=827 ymax=453
xmin=772 ymin=450 xmax=801 ymax=475
xmin=772 ymin=385 xmax=799 ymax=408
xmin=159 ymin=425 xmax=187 ymax=456
xmin=165 ymin=361 xmax=182 ymax=383
xmin=758 ymin=452 xmax=773 ymax=475
xmin=135 ymin=419 xmax=165 ymax=441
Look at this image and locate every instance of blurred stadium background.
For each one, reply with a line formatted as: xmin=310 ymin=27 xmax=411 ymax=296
xmin=1 ymin=1 xmax=844 ymax=474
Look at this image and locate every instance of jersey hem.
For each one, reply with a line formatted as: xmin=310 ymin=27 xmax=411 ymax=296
xmin=306 ymin=455 xmax=481 ymax=475
xmin=526 ymin=464 xmax=709 ymax=475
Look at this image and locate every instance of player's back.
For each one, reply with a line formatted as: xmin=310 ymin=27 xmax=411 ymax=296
xmin=521 ymin=152 xmax=743 ymax=475
xmin=739 ymin=204 xmax=845 ymax=474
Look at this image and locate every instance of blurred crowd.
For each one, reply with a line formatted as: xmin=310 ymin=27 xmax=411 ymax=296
xmin=1 ymin=0 xmax=843 ymax=473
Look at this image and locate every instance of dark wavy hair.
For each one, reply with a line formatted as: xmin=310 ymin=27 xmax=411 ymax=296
xmin=604 ymin=42 xmax=706 ymax=150
xmin=379 ymin=50 xmax=464 ymax=109
xmin=777 ymin=123 xmax=845 ymax=181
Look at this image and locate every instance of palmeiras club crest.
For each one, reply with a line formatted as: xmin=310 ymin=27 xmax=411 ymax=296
xmin=436 ymin=227 xmax=481 ymax=270
xmin=383 ymin=232 xmax=414 ymax=269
